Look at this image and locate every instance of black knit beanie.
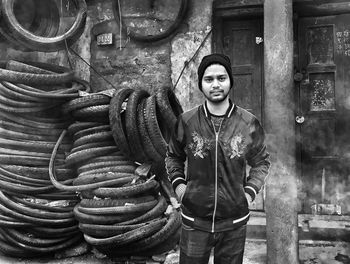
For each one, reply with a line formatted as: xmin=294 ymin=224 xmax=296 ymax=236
xmin=197 ymin=53 xmax=234 ymax=91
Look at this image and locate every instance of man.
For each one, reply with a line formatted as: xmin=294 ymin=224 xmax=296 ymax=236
xmin=165 ymin=53 xmax=270 ymax=264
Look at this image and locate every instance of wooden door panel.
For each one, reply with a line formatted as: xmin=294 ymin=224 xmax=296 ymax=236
xmin=302 ymin=118 xmax=335 ymax=157
xmin=307 ymin=72 xmax=336 ymax=112
xmin=298 ymin=15 xmax=350 ymax=215
xmin=222 ymin=19 xmax=264 ymax=211
xmin=223 ymin=20 xmax=263 ymax=121
xmin=233 ymin=75 xmax=255 ymax=113
xmin=231 ymin=28 xmax=253 ymax=65
xmin=306 ymin=24 xmax=334 ymax=64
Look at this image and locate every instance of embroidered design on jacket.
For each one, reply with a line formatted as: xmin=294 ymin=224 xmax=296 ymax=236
xmin=227 ymin=133 xmax=247 ymax=159
xmin=188 ymin=131 xmax=212 ymax=158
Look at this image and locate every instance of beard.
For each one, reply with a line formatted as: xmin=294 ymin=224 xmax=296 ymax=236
xmin=203 ymin=89 xmax=230 ymax=104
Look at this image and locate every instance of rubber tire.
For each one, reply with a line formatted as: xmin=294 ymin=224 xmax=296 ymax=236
xmin=125 ymin=89 xmax=149 ymax=162
xmin=155 ymin=85 xmax=183 ymax=131
xmin=137 ymin=98 xmax=163 ymax=162
xmin=143 ymin=95 xmax=167 ymax=158
xmin=0 ymin=0 xmax=87 ymax=52
xmin=112 ymin=0 xmax=188 ymax=42
xmin=109 ymin=88 xmax=134 ymax=158
xmin=63 ymin=94 xmax=111 ymax=114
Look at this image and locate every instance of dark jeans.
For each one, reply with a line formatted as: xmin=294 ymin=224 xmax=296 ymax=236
xmin=179 ymin=224 xmax=247 ymax=264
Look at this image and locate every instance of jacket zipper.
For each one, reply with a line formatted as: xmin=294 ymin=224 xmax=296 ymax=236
xmin=210 ymin=119 xmax=223 ymax=232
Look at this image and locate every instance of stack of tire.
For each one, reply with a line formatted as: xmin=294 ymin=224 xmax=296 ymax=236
xmin=109 ymin=87 xmax=183 ymax=164
xmin=59 ymin=87 xmax=183 ymax=257
xmin=0 ymin=60 xmax=88 ymax=258
xmin=71 ymin=154 xmax=181 ymax=257
xmin=63 ymin=93 xmax=115 ymax=168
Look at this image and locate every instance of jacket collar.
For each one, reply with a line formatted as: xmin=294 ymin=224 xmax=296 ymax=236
xmin=203 ymin=100 xmax=236 ymax=118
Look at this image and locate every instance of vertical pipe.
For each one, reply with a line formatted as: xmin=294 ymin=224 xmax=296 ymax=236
xmin=264 ymin=0 xmax=299 ymax=263
xmin=321 ymin=168 xmax=326 ymax=202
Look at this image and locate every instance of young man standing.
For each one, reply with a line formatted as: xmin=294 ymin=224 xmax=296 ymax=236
xmin=165 ymin=53 xmax=270 ymax=264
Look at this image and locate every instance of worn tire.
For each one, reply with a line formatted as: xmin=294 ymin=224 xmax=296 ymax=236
xmin=77 ymin=165 xmax=136 ymax=178
xmin=67 ymin=122 xmax=102 ymax=136
xmin=0 ymin=0 xmax=87 ymax=52
xmin=109 ymin=88 xmax=134 ymax=158
xmin=0 ymin=64 xmax=74 ymax=86
xmin=79 ymin=222 xmax=145 ymax=238
xmin=118 ymin=195 xmax=167 ymax=225
xmin=73 ymin=205 xmax=142 ymax=225
xmin=143 ymin=95 xmax=167 ymax=158
xmin=65 ymin=146 xmax=118 ymax=166
xmin=155 ymin=85 xmax=183 ymax=131
xmin=91 ymin=179 xmax=159 ymax=199
xmin=73 ymin=173 xmax=136 ymax=186
xmin=112 ymin=0 xmax=188 ymax=43
xmin=125 ymin=89 xmax=149 ymax=162
xmin=63 ymin=94 xmax=111 ymax=114
xmin=73 ymin=124 xmax=111 ymax=141
xmin=72 ymin=104 xmax=110 ymax=123
xmin=137 ymin=98 xmax=163 ymax=162
xmin=77 ymin=160 xmax=134 ymax=174
xmin=0 ymin=0 xmax=60 ymax=52
xmin=77 ymin=199 xmax=158 ymax=215
xmin=84 ymin=218 xmax=166 ymax=247
xmin=73 ymin=131 xmax=113 ymax=148
xmin=79 ymin=195 xmax=156 ymax=208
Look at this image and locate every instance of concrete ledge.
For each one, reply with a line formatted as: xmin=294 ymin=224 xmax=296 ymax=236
xmin=247 ymin=211 xmax=350 ymax=242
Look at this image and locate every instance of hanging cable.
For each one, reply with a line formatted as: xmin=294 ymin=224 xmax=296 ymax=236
xmin=64 ymin=40 xmax=74 ymax=70
xmin=117 ymin=0 xmax=122 ymax=50
xmin=61 ymin=0 xmax=73 ymax=70
xmin=68 ymin=47 xmax=118 ymax=90
xmin=60 ymin=0 xmax=63 ymax=16
xmin=173 ymin=28 xmax=212 ymax=90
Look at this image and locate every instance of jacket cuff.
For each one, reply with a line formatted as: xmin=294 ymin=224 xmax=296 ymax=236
xmin=244 ymin=184 xmax=258 ymax=201
xmin=175 ymin=183 xmax=187 ymax=201
xmin=171 ymin=176 xmax=187 ymax=190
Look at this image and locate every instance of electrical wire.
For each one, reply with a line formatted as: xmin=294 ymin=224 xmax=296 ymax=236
xmin=117 ymin=0 xmax=122 ymax=50
xmin=173 ymin=29 xmax=212 ymax=90
xmin=61 ymin=1 xmax=208 ymax=92
xmin=62 ymin=0 xmax=73 ymax=70
xmin=64 ymin=40 xmax=74 ymax=70
xmin=68 ymin=47 xmax=118 ymax=90
xmin=60 ymin=1 xmax=116 ymax=89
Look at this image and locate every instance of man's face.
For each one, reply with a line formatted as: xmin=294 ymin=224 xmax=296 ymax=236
xmin=201 ymin=64 xmax=231 ymax=104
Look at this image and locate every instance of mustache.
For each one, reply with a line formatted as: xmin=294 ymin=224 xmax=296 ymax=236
xmin=210 ymin=89 xmax=224 ymax=93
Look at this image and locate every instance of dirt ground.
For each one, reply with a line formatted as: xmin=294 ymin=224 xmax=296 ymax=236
xmin=0 ymin=239 xmax=349 ymax=264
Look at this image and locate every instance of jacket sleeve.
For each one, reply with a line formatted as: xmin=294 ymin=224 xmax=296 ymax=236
xmin=165 ymin=116 xmax=187 ymax=191
xmin=244 ymin=118 xmax=270 ymax=201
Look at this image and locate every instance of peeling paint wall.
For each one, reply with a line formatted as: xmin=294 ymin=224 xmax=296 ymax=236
xmin=170 ymin=0 xmax=213 ymax=111
xmin=0 ymin=0 xmax=214 ymax=109
xmin=88 ymin=0 xmax=214 ymax=108
xmin=89 ymin=0 xmax=172 ymax=93
xmin=171 ymin=26 xmax=212 ymax=111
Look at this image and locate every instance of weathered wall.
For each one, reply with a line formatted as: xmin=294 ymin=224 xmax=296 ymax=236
xmin=170 ymin=0 xmax=213 ymax=111
xmin=89 ymin=0 xmax=171 ymax=93
xmin=0 ymin=1 xmax=91 ymax=82
xmin=0 ymin=0 xmax=213 ymax=111
xmin=88 ymin=0 xmax=213 ymax=110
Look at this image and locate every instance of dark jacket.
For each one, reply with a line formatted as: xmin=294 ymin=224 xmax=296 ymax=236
xmin=165 ymin=102 xmax=270 ymax=232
